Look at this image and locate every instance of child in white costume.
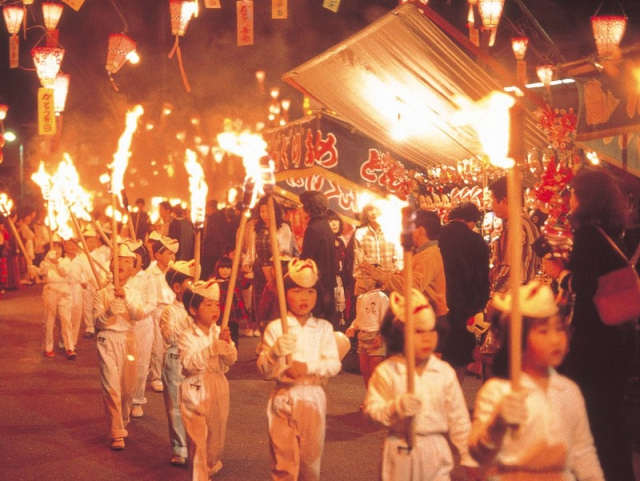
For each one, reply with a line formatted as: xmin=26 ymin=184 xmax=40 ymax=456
xmin=93 ymin=241 xmax=146 ymax=450
xmin=31 ymin=235 xmax=74 ymax=359
xmin=364 ymin=288 xmax=478 ymax=481
xmin=257 ymin=258 xmax=341 ymax=481
xmin=179 ymin=279 xmax=237 ymax=480
xmin=160 ymin=259 xmax=195 ymax=467
xmin=468 ymin=281 xmax=604 ymax=480
xmin=147 ymin=231 xmax=179 ymax=393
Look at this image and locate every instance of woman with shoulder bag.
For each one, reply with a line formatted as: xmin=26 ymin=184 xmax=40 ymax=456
xmin=546 ymin=169 xmax=637 ymax=481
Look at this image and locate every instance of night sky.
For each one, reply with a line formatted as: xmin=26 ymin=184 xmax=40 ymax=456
xmin=0 ymin=0 xmax=638 ymax=208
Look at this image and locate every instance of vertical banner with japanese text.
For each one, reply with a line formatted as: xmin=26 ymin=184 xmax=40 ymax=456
xmin=237 ymin=1 xmax=254 ymax=46
xmin=272 ymin=0 xmax=287 ymax=19
xmin=38 ymin=88 xmax=56 ymax=136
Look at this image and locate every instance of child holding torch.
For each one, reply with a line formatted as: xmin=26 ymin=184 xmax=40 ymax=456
xmin=257 ymin=258 xmax=341 ymax=481
xmin=179 ymin=279 xmax=237 ymax=479
xmin=364 ymin=288 xmax=478 ymax=480
xmin=468 ymin=281 xmax=604 ymax=480
xmin=93 ymin=241 xmax=146 ymax=450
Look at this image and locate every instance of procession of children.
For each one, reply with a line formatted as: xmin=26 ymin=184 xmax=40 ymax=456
xmin=5 ymin=173 xmax=637 ymax=481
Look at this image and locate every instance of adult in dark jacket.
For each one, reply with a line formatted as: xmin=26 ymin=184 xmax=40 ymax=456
xmin=439 ymin=202 xmax=490 ymax=382
xmin=300 ymin=191 xmax=337 ymax=325
xmin=549 ymin=169 xmax=637 ymax=481
xmin=169 ymin=205 xmax=195 ymax=261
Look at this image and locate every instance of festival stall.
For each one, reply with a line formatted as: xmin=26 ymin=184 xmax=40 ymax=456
xmin=265 ymin=3 xmax=548 ymax=218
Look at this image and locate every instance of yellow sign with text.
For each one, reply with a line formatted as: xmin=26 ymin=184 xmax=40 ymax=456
xmin=38 ymin=88 xmax=56 ymax=136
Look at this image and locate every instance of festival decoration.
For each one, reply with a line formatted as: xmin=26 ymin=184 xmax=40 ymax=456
xmin=532 ymin=106 xmax=577 ymax=246
xmin=591 ymin=14 xmax=626 ymax=58
xmin=184 ymin=149 xmax=208 ymax=280
xmin=168 ymin=0 xmax=197 ymax=92
xmin=105 ymin=33 xmax=137 ymax=85
xmin=31 ymin=46 xmax=65 ymax=87
xmin=53 ymin=73 xmax=70 ymax=113
xmin=42 ymin=2 xmax=63 ymax=46
xmin=512 ymin=37 xmax=528 ymax=86
xmin=272 ymin=0 xmax=287 ymax=19
xmin=3 ymin=5 xmax=24 ymax=68
xmin=477 ymin=0 xmax=504 ymax=46
xmin=237 ymin=0 xmax=254 ymax=46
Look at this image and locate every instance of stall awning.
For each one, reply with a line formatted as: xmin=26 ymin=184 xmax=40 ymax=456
xmin=283 ymin=3 xmax=547 ymax=169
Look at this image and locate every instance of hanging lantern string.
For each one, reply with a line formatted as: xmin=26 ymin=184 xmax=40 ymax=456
xmin=168 ymin=36 xmax=192 ymax=93
xmin=108 ymin=72 xmax=120 ymax=92
xmin=108 ymin=0 xmax=129 ymax=33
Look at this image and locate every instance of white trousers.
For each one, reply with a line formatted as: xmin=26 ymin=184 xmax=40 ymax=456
xmin=162 ymin=346 xmax=188 ymax=457
xmin=149 ymin=312 xmax=164 ymax=384
xmin=132 ymin=316 xmax=154 ymax=405
xmin=69 ymin=283 xmax=83 ymax=345
xmin=82 ymin=285 xmax=96 ymax=334
xmin=42 ymin=283 xmax=73 ymax=352
xmin=96 ymin=330 xmax=137 ymax=439
xmin=267 ymin=384 xmax=326 ymax=481
xmin=180 ymin=371 xmax=229 ymax=481
xmin=381 ymin=433 xmax=453 ymax=481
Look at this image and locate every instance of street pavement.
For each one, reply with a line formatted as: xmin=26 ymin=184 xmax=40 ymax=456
xmin=2 ymin=285 xmax=638 ymax=480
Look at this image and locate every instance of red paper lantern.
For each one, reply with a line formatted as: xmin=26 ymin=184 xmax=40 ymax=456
xmin=536 ymin=65 xmax=554 ymax=86
xmin=511 ymin=37 xmax=528 ymax=60
xmin=105 ymin=33 xmax=136 ymax=74
xmin=3 ymin=6 xmax=24 ymax=34
xmin=42 ymin=2 xmax=63 ymax=30
xmin=53 ymin=73 xmax=70 ymax=113
xmin=31 ymin=46 xmax=65 ymax=87
xmin=477 ymin=0 xmax=504 ymax=29
xmin=170 ymin=0 xmax=197 ymax=37
xmin=591 ymin=15 xmax=627 ymax=57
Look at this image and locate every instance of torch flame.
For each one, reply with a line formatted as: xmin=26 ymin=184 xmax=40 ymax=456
xmin=216 ymin=129 xmax=270 ymax=208
xmin=31 ymin=161 xmax=53 ymax=200
xmin=108 ymin=104 xmax=144 ymax=204
xmin=356 ymin=191 xmax=407 ymax=258
xmin=452 ymin=92 xmax=515 ymax=169
xmin=184 ymin=149 xmax=208 ymax=228
xmin=0 ymin=192 xmax=14 ymax=216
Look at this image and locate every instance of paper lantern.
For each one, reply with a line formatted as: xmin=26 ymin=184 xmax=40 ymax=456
xmin=3 ymin=5 xmax=24 ymax=34
xmin=0 ymin=104 xmax=8 ymax=121
xmin=536 ymin=65 xmax=554 ymax=86
xmin=22 ymin=0 xmax=34 ymax=5
xmin=511 ymin=37 xmax=528 ymax=60
xmin=53 ymin=73 xmax=70 ymax=113
xmin=105 ymin=33 xmax=136 ymax=74
xmin=477 ymin=0 xmax=504 ymax=29
xmin=170 ymin=0 xmax=197 ymax=37
xmin=31 ymin=46 xmax=65 ymax=87
xmin=42 ymin=3 xmax=63 ymax=30
xmin=591 ymin=15 xmax=626 ymax=57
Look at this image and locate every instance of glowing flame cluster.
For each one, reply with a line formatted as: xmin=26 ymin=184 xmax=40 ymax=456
xmin=108 ymin=104 xmax=144 ymax=204
xmin=217 ymin=129 xmax=271 ymax=209
xmin=31 ymin=155 xmax=95 ymax=240
xmin=0 ymin=192 xmax=14 ymax=217
xmin=452 ymin=92 xmax=515 ymax=169
xmin=184 ymin=149 xmax=208 ymax=227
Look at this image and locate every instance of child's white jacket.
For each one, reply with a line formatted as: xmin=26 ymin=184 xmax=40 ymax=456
xmin=257 ymin=314 xmax=341 ymax=383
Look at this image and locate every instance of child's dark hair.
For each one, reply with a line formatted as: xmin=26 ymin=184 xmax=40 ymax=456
xmin=165 ymin=268 xmax=193 ymax=289
xmin=214 ymin=256 xmax=233 ymax=274
xmin=183 ymin=289 xmax=204 ymax=314
xmin=134 ymin=244 xmax=151 ymax=271
xmin=487 ymin=305 xmax=567 ymax=379
xmin=152 ymin=240 xmax=167 ymax=256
